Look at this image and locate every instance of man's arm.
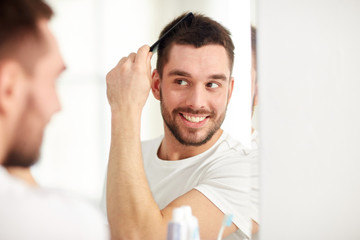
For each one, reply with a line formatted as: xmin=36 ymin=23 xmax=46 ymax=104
xmin=106 ymin=45 xmax=239 ymax=240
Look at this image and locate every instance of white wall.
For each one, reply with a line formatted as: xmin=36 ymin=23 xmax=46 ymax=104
xmin=258 ymin=0 xmax=360 ymax=239
xmin=32 ymin=0 xmax=251 ymax=205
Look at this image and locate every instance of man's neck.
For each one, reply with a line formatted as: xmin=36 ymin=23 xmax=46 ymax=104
xmin=157 ymin=129 xmax=223 ymax=160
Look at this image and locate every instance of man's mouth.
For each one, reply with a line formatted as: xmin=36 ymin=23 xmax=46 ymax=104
xmin=181 ymin=113 xmax=207 ymax=123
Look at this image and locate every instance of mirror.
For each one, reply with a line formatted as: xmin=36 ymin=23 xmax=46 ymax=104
xmin=31 ymin=0 xmax=257 ymax=237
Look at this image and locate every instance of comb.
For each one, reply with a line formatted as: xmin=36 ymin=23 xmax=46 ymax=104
xmin=150 ymin=12 xmax=194 ymax=53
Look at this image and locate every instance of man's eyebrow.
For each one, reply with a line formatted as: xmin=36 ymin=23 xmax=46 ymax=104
xmin=167 ymin=70 xmax=228 ymax=81
xmin=167 ymin=70 xmax=192 ymax=77
xmin=208 ymin=74 xmax=228 ymax=81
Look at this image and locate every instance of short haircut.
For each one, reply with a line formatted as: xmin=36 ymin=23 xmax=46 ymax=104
xmin=156 ymin=12 xmax=235 ymax=78
xmin=0 ymin=0 xmax=53 ymax=74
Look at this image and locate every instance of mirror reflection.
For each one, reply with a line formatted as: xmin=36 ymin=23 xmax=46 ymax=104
xmin=0 ymin=0 xmax=259 ymax=239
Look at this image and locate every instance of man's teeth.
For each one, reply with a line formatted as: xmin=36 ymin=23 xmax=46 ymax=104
xmin=183 ymin=114 xmax=206 ymax=123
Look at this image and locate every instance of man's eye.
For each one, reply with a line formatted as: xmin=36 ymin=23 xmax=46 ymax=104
xmin=175 ymin=79 xmax=188 ymax=86
xmin=207 ymin=82 xmax=220 ymax=88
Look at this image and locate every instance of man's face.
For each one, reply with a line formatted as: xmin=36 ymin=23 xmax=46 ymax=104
xmin=4 ymin=20 xmax=65 ymax=167
xmin=155 ymin=44 xmax=234 ymax=146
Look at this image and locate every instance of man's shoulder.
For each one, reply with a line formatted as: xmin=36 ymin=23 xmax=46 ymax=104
xmin=0 ymin=167 xmax=109 ymax=239
xmin=141 ymin=135 xmax=163 ymax=152
xmin=141 ymin=135 xmax=163 ymax=144
xmin=217 ymin=131 xmax=253 ymax=156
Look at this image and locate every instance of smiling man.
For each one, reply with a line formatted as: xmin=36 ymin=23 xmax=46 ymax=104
xmin=105 ymin=13 xmax=255 ymax=240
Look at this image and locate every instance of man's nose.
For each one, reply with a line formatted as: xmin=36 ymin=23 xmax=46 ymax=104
xmin=185 ymin=85 xmax=205 ymax=109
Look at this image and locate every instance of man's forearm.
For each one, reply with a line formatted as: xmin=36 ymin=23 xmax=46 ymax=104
xmin=106 ymin=111 xmax=166 ymax=239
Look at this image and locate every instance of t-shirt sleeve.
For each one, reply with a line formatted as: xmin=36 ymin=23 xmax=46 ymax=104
xmin=194 ymin=152 xmax=252 ymax=239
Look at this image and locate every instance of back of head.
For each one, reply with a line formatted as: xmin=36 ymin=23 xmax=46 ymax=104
xmin=156 ymin=12 xmax=235 ymax=78
xmin=0 ymin=0 xmax=53 ymax=74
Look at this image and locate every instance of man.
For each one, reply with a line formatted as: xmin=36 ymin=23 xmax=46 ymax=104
xmin=0 ymin=0 xmax=109 ymax=239
xmin=105 ymin=13 xmax=256 ymax=239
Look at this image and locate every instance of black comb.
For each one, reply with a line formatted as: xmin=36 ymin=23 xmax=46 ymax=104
xmin=149 ymin=12 xmax=194 ymax=53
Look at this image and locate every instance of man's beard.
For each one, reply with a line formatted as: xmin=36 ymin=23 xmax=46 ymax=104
xmin=160 ymin=91 xmax=227 ymax=146
xmin=3 ymin=96 xmax=42 ymax=168
xmin=3 ymin=148 xmax=40 ymax=168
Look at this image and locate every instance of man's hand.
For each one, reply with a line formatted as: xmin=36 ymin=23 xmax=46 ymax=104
xmin=106 ymin=45 xmax=152 ymax=114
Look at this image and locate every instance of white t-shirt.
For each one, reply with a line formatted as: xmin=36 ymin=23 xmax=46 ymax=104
xmin=142 ymin=131 xmax=253 ymax=240
xmin=0 ymin=167 xmax=109 ymax=240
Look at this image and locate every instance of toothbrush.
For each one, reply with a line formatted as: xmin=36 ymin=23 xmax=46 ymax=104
xmin=216 ymin=214 xmax=233 ymax=240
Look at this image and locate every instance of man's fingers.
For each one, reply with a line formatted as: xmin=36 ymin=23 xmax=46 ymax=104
xmin=116 ymin=57 xmax=127 ymax=66
xmin=147 ymin=51 xmax=153 ymax=64
xmin=147 ymin=51 xmax=153 ymax=79
xmin=135 ymin=45 xmax=151 ymax=65
xmin=128 ymin=52 xmax=136 ymax=62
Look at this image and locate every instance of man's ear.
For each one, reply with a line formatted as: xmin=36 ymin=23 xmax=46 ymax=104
xmin=227 ymin=77 xmax=235 ymax=103
xmin=0 ymin=61 xmax=26 ymax=114
xmin=151 ymin=69 xmax=161 ymax=101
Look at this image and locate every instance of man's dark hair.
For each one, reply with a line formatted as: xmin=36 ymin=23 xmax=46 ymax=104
xmin=156 ymin=12 xmax=235 ymax=78
xmin=0 ymin=0 xmax=53 ymax=74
